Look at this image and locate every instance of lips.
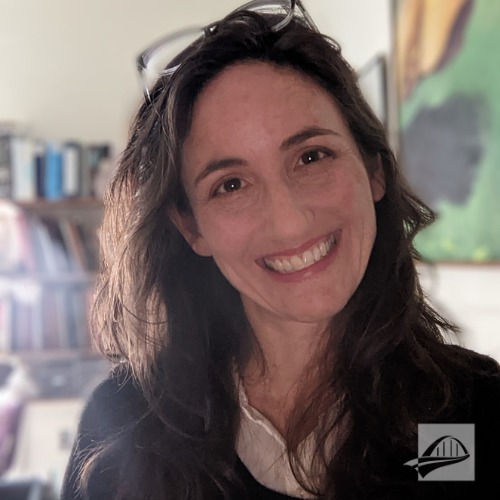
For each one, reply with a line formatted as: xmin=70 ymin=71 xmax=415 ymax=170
xmin=256 ymin=230 xmax=339 ymax=269
xmin=262 ymin=232 xmax=335 ymax=258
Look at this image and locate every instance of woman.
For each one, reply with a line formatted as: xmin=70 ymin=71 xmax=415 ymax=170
xmin=62 ymin=2 xmax=500 ymax=499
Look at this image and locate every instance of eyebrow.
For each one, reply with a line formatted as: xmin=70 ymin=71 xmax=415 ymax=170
xmin=193 ymin=126 xmax=341 ymax=187
xmin=280 ymin=126 xmax=341 ymax=151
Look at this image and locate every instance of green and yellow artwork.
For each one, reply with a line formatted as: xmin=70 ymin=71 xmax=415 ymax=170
xmin=395 ymin=0 xmax=500 ymax=261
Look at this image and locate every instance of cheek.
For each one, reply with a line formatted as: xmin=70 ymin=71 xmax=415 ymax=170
xmin=310 ymin=168 xmax=365 ymax=216
xmin=318 ymin=168 xmax=378 ymax=253
xmin=197 ymin=211 xmax=258 ymax=259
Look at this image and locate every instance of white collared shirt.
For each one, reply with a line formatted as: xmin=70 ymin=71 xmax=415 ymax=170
xmin=236 ymin=378 xmax=318 ymax=499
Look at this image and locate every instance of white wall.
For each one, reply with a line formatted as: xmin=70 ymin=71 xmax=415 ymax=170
xmin=0 ymin=0 xmax=391 ymax=147
xmin=418 ymin=265 xmax=500 ymax=360
xmin=0 ymin=0 xmax=246 ymax=148
xmin=307 ymin=0 xmax=392 ymax=70
xmin=1 ymin=0 xmax=498 ymax=360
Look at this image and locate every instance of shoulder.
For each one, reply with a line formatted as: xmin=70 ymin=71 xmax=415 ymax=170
xmin=78 ymin=364 xmax=147 ymax=439
xmin=61 ymin=365 xmax=147 ymax=500
xmin=464 ymin=347 xmax=500 ymax=416
xmin=441 ymin=343 xmax=500 ymax=399
xmin=446 ymin=345 xmax=500 ymax=485
xmin=443 ymin=343 xmax=500 ymax=382
xmin=421 ymin=343 xmax=500 ymax=429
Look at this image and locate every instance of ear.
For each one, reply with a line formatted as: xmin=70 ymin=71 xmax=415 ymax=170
xmin=369 ymin=153 xmax=386 ymax=202
xmin=168 ymin=208 xmax=212 ymax=257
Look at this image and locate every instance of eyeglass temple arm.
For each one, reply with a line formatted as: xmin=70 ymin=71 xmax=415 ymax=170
xmin=295 ymin=0 xmax=319 ymax=32
xmin=137 ymin=0 xmax=319 ymax=101
xmin=136 ymin=55 xmax=152 ymax=101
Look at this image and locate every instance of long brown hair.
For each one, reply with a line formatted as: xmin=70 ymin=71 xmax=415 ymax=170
xmin=84 ymin=10 xmax=477 ymax=500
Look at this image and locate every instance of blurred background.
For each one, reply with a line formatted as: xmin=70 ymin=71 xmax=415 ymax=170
xmin=0 ymin=0 xmax=498 ymax=498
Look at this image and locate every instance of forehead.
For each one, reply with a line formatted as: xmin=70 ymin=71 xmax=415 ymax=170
xmin=182 ymin=62 xmax=353 ymax=177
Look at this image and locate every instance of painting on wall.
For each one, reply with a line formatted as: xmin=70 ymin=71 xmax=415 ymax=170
xmin=394 ymin=0 xmax=500 ymax=262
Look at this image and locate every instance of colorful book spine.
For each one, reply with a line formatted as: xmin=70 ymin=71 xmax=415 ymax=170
xmin=44 ymin=142 xmax=63 ymax=200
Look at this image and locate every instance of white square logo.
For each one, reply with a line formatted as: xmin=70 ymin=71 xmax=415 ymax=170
xmin=404 ymin=423 xmax=475 ymax=481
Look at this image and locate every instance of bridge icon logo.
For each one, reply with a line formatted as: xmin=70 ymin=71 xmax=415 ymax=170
xmin=404 ymin=424 xmax=475 ymax=481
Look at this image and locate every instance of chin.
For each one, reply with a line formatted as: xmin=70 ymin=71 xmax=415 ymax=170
xmin=284 ymin=301 xmax=346 ymax=324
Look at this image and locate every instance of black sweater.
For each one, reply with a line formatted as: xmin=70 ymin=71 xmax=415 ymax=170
xmin=61 ymin=347 xmax=500 ymax=500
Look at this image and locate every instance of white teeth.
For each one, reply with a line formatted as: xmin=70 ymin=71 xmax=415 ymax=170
xmin=313 ymin=246 xmax=321 ymax=261
xmin=263 ymin=234 xmax=337 ymax=274
xmin=290 ymin=255 xmax=305 ymax=271
xmin=302 ymin=250 xmax=314 ymax=266
xmin=319 ymin=242 xmax=327 ymax=256
xmin=268 ymin=260 xmax=277 ymax=271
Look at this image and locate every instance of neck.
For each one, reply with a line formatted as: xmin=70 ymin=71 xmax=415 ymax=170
xmin=239 ymin=302 xmax=334 ymax=435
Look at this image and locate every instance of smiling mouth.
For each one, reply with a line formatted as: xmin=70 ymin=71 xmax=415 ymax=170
xmin=260 ymin=232 xmax=337 ymax=274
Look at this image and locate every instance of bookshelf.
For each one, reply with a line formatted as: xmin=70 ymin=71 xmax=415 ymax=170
xmin=0 ymin=124 xmax=112 ymax=401
xmin=16 ymin=198 xmax=103 ymax=209
xmin=0 ymin=198 xmax=103 ymax=358
xmin=0 ymin=272 xmax=97 ymax=284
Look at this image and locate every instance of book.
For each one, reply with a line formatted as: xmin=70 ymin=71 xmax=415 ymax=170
xmin=11 ymin=136 xmax=36 ymax=201
xmin=39 ymin=216 xmax=72 ymax=272
xmin=73 ymin=286 xmax=91 ymax=349
xmin=65 ymin=287 xmax=78 ymax=348
xmin=62 ymin=142 xmax=82 ymax=198
xmin=0 ymin=200 xmax=28 ymax=272
xmin=0 ymin=121 xmax=111 ymax=202
xmin=0 ymin=133 xmax=12 ymax=198
xmin=0 ymin=123 xmax=25 ymax=199
xmin=0 ymin=279 xmax=13 ymax=352
xmin=44 ymin=142 xmax=63 ymax=200
xmin=79 ymin=146 xmax=91 ymax=198
xmin=75 ymin=223 xmax=99 ymax=271
xmin=16 ymin=208 xmax=37 ymax=273
xmin=10 ymin=279 xmax=42 ymax=351
xmin=59 ymin=218 xmax=87 ymax=271
xmin=54 ymin=287 xmax=69 ymax=349
xmin=33 ymin=140 xmax=46 ymax=198
xmin=24 ymin=213 xmax=48 ymax=273
xmin=28 ymin=284 xmax=44 ymax=350
xmin=41 ymin=288 xmax=61 ymax=349
xmin=88 ymin=144 xmax=112 ymax=198
xmin=30 ymin=214 xmax=59 ymax=273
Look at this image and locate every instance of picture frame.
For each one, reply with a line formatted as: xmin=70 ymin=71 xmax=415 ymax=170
xmin=358 ymin=54 xmax=388 ymax=129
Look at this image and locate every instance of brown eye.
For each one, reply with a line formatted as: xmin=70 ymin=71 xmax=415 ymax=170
xmin=214 ymin=177 xmax=246 ymax=197
xmin=299 ymin=149 xmax=327 ymax=165
xmin=223 ymin=178 xmax=241 ymax=192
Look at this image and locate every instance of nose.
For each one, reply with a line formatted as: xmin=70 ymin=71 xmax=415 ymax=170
xmin=263 ymin=181 xmax=313 ymax=242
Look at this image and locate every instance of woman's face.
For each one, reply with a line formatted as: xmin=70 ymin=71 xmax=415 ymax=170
xmin=174 ymin=62 xmax=385 ymax=330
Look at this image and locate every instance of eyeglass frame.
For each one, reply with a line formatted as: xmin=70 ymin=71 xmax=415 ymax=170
xmin=136 ymin=0 xmax=319 ymax=101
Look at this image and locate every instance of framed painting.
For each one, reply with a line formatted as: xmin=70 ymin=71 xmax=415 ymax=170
xmin=394 ymin=0 xmax=500 ymax=262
